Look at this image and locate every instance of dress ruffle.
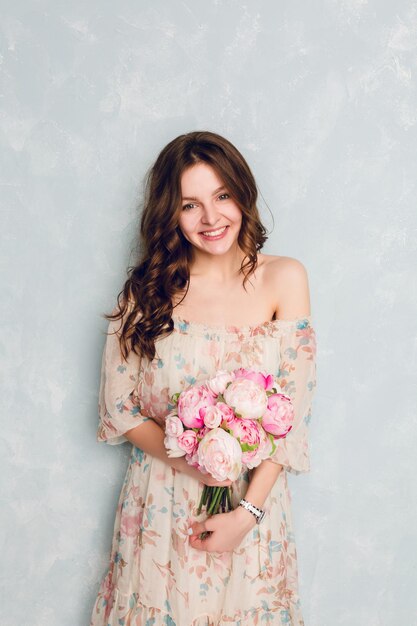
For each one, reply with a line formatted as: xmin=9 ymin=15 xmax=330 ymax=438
xmin=90 ymin=584 xmax=305 ymax=626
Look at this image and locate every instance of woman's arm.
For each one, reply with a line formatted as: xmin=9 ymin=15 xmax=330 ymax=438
xmin=245 ymin=459 xmax=284 ymax=509
xmin=189 ymin=258 xmax=312 ymax=552
xmin=97 ymin=307 xmax=232 ymax=489
xmin=124 ymin=420 xmax=189 ymax=471
xmin=124 ymin=424 xmax=283 ymax=553
xmin=231 ymin=459 xmax=284 ymax=535
xmin=123 ymin=420 xmax=232 ymax=488
xmin=188 ymin=460 xmax=283 ymax=553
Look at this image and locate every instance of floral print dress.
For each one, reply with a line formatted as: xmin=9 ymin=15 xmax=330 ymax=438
xmin=90 ymin=311 xmax=317 ymax=626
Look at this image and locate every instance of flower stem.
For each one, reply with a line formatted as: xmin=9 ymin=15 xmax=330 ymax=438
xmin=208 ymin=487 xmax=224 ymax=515
xmin=196 ymin=485 xmax=234 ymax=540
xmin=202 ymin=485 xmax=210 ymax=506
xmin=197 ymin=486 xmax=208 ymax=515
xmin=226 ymin=487 xmax=232 ymax=510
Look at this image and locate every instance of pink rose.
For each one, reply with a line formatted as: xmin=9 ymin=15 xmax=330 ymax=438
xmin=177 ymin=385 xmax=215 ymax=428
xmin=165 ymin=413 xmax=184 ymax=437
xmin=226 ymin=418 xmax=270 ymax=468
xmin=223 ymin=378 xmax=268 ymax=419
xmin=234 ymin=368 xmax=275 ymax=391
xmin=164 ymin=434 xmax=186 ymax=458
xmin=185 ymin=449 xmax=206 ymax=472
xmin=215 ymin=401 xmax=236 ymax=426
xmin=177 ymin=430 xmax=198 ymax=455
xmin=242 ymin=426 xmax=273 ymax=469
xmin=200 ymin=405 xmax=223 ymax=429
xmin=227 ymin=417 xmax=261 ymax=447
xmin=197 ymin=428 xmax=242 ymax=481
xmin=197 ymin=426 xmax=209 ymax=440
xmin=261 ymin=392 xmax=294 ymax=437
xmin=206 ymin=370 xmax=235 ymax=395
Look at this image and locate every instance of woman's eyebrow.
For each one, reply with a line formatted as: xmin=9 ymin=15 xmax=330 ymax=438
xmin=181 ymin=186 xmax=227 ymax=201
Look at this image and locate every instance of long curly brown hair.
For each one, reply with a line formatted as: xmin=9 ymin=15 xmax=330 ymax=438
xmin=103 ymin=130 xmax=269 ymax=362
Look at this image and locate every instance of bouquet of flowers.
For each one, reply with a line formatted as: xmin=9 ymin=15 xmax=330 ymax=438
xmin=164 ymin=368 xmax=294 ymax=525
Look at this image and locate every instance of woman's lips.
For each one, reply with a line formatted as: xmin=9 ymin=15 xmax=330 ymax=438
xmin=199 ymin=225 xmax=229 ymax=241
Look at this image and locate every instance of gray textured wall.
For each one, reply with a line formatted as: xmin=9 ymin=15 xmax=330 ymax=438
xmin=2 ymin=1 xmax=417 ymax=625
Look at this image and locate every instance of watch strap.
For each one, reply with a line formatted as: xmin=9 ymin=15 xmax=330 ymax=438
xmin=238 ymin=498 xmax=266 ymax=524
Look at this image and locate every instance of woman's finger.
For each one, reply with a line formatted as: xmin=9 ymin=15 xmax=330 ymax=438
xmin=189 ymin=515 xmax=220 ymax=535
xmin=188 ymin=521 xmax=207 ymax=537
xmin=189 ymin=534 xmax=209 ymax=551
xmin=189 ymin=520 xmax=212 ymax=551
xmin=203 ymin=516 xmax=218 ymax=532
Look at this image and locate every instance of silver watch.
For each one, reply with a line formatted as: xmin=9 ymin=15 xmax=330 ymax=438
xmin=238 ymin=498 xmax=266 ymax=524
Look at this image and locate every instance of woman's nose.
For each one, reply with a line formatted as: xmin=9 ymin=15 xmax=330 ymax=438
xmin=201 ymin=201 xmax=220 ymax=225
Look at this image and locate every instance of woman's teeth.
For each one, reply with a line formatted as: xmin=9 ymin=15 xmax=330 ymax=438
xmin=201 ymin=226 xmax=227 ymax=237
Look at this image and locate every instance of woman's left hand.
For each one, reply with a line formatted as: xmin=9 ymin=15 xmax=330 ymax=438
xmin=188 ymin=507 xmax=256 ymax=553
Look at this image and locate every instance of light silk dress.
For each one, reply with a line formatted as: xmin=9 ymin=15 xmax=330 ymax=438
xmin=90 ymin=310 xmax=317 ymax=626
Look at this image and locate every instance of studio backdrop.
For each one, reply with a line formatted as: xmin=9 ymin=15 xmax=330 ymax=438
xmin=1 ymin=1 xmax=416 ymax=625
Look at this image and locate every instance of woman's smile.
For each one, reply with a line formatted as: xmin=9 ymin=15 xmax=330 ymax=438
xmin=199 ymin=225 xmax=229 ymax=240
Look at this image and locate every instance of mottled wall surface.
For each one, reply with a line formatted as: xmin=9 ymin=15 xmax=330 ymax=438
xmin=1 ymin=1 xmax=417 ymax=624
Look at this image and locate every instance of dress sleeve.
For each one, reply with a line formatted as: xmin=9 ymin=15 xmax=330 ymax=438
xmin=269 ymin=316 xmax=317 ymax=475
xmin=96 ymin=310 xmax=151 ymax=445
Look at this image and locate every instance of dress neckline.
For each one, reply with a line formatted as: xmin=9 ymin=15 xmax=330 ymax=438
xmin=170 ymin=313 xmax=312 ymax=337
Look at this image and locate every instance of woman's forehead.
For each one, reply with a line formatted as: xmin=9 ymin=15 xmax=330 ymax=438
xmin=180 ymin=163 xmax=226 ymax=197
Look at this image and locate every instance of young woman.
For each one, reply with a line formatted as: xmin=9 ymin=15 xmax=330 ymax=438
xmin=90 ymin=131 xmax=317 ymax=626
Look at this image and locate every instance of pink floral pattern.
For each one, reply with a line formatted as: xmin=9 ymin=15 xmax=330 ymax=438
xmin=90 ymin=314 xmax=317 ymax=626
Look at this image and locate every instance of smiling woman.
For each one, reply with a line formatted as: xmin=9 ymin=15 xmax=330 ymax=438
xmin=178 ymin=163 xmax=243 ymax=250
xmin=101 ymin=131 xmax=269 ymax=363
xmin=90 ymin=131 xmax=317 ymax=626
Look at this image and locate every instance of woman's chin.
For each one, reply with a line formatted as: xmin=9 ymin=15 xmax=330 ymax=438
xmin=198 ymin=243 xmax=237 ymax=256
xmin=192 ymin=234 xmax=240 ymax=256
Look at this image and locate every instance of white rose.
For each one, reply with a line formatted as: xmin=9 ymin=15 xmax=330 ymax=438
xmin=223 ymin=378 xmax=268 ymax=419
xmin=197 ymin=428 xmax=242 ymax=481
xmin=200 ymin=405 xmax=223 ymax=429
xmin=206 ymin=370 xmax=235 ymax=396
xmin=165 ymin=413 xmax=184 ymax=437
xmin=164 ymin=434 xmax=186 ymax=458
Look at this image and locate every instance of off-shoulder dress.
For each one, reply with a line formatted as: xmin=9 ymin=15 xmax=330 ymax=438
xmin=90 ymin=313 xmax=317 ymax=626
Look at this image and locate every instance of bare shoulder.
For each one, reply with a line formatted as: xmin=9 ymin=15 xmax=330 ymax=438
xmin=261 ymin=254 xmax=309 ymax=285
xmin=258 ymin=254 xmax=311 ymax=319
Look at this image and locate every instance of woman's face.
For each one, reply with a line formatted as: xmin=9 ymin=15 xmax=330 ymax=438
xmin=178 ymin=162 xmax=242 ymax=257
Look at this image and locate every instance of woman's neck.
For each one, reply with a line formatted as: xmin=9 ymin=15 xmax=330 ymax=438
xmin=189 ymin=245 xmax=248 ymax=283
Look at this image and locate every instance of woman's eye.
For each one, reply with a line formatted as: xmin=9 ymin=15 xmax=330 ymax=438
xmin=218 ymin=193 xmax=230 ymax=200
xmin=182 ymin=203 xmax=196 ymax=210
